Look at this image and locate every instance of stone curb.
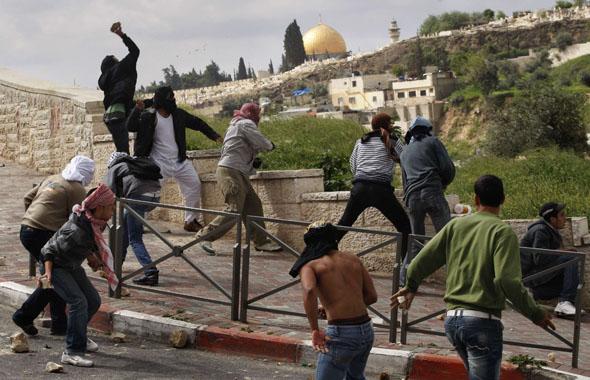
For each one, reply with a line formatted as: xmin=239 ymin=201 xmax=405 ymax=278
xmin=0 ymin=281 xmax=585 ymax=379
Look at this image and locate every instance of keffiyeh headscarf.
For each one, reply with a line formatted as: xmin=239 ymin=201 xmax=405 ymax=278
xmin=61 ymin=155 xmax=95 ymax=186
xmin=108 ymin=151 xmax=128 ymax=168
xmin=289 ymin=221 xmax=339 ymax=278
xmin=233 ymin=103 xmax=261 ymax=125
xmin=72 ymin=183 xmax=118 ymax=291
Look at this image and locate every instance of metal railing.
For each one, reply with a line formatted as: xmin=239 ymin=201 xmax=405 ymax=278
xmin=239 ymin=215 xmax=405 ymax=343
xmin=399 ymin=234 xmax=586 ymax=368
xmin=108 ymin=198 xmax=243 ymax=321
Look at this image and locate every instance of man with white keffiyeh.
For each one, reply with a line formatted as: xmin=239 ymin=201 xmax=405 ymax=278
xmin=41 ymin=183 xmax=117 ymax=368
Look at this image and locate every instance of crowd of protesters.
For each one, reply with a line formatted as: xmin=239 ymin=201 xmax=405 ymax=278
xmin=8 ymin=23 xmax=582 ymax=379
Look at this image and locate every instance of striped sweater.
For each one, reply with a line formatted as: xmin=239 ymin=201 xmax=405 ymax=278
xmin=350 ymin=136 xmax=397 ymax=184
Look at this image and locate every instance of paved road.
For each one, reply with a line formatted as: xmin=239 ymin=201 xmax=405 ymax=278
xmin=0 ymin=305 xmax=315 ymax=379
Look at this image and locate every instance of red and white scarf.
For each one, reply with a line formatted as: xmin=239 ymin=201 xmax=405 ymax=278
xmin=72 ymin=184 xmax=118 ymax=291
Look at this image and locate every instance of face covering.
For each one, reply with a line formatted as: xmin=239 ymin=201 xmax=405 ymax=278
xmin=153 ymin=86 xmax=177 ymax=113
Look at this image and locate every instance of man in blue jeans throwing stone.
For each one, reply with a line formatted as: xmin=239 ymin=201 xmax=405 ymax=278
xmin=290 ymin=221 xmax=377 ymax=380
xmin=391 ymin=175 xmax=555 ymax=380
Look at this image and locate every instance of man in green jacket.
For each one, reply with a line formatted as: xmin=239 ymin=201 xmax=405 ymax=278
xmin=391 ymin=174 xmax=554 ymax=380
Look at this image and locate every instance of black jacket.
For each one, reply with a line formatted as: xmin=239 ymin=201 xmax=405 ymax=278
xmin=41 ymin=213 xmax=98 ymax=270
xmin=126 ymin=107 xmax=220 ymax=162
xmin=520 ymin=219 xmax=563 ymax=287
xmin=98 ymin=34 xmax=139 ymax=112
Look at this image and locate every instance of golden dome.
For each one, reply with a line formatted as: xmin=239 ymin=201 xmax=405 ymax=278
xmin=302 ymin=23 xmax=347 ymax=56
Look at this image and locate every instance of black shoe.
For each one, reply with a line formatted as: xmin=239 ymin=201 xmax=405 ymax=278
xmin=12 ymin=312 xmax=38 ymax=336
xmin=132 ymin=273 xmax=159 ymax=286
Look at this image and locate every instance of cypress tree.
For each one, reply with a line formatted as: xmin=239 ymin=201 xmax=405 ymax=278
xmin=237 ymin=57 xmax=248 ymax=80
xmin=268 ymin=59 xmax=274 ymax=75
xmin=283 ymin=19 xmax=306 ymax=71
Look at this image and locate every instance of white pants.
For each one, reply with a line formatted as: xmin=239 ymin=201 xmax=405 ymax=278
xmin=153 ymin=156 xmax=202 ymax=223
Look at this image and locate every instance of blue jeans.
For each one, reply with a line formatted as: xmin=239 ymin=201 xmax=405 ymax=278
xmin=532 ymin=254 xmax=579 ymax=303
xmin=401 ymin=188 xmax=451 ymax=285
xmin=123 ymin=195 xmax=159 ymax=276
xmin=51 ymin=266 xmax=101 ymax=354
xmin=445 ymin=317 xmax=503 ymax=380
xmin=316 ymin=321 xmax=374 ymax=380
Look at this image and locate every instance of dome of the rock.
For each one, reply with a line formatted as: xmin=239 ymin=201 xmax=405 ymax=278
xmin=302 ymin=23 xmax=347 ymax=59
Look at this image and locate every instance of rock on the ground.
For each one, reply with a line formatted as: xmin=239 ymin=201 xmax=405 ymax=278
xmin=120 ymin=287 xmax=130 ymax=297
xmin=169 ymin=330 xmax=188 ymax=348
xmin=111 ymin=332 xmax=126 ymax=343
xmin=45 ymin=362 xmax=64 ymax=373
xmin=10 ymin=332 xmax=29 ymax=353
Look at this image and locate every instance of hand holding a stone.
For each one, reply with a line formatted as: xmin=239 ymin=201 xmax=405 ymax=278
xmin=110 ymin=22 xmax=123 ymax=36
xmin=390 ymin=287 xmax=416 ymax=311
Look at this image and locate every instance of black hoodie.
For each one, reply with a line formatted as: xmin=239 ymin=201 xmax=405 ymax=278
xmin=98 ymin=34 xmax=139 ymax=112
xmin=520 ymin=219 xmax=563 ymax=287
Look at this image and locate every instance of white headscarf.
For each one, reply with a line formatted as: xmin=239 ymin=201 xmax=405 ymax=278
xmin=61 ymin=155 xmax=95 ymax=186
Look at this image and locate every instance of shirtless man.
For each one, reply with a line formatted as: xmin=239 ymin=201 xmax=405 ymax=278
xmin=290 ymin=221 xmax=377 ymax=380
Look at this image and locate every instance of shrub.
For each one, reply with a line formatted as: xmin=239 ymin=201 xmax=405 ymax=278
xmin=556 ymin=31 xmax=574 ymax=51
xmin=580 ymin=72 xmax=590 ymax=86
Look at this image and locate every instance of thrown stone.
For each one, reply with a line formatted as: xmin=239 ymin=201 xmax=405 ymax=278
xmin=10 ymin=332 xmax=29 ymax=353
xmin=169 ymin=330 xmax=188 ymax=348
xmin=45 ymin=362 xmax=64 ymax=373
xmin=111 ymin=332 xmax=126 ymax=343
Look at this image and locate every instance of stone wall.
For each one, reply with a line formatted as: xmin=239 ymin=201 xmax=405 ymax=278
xmin=0 ymin=68 xmax=105 ymax=174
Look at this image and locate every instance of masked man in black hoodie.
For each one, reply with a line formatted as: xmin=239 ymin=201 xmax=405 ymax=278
xmin=98 ymin=22 xmax=139 ymax=154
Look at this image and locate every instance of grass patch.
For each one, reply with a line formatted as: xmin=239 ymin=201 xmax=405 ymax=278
xmin=446 ymin=147 xmax=590 ymax=219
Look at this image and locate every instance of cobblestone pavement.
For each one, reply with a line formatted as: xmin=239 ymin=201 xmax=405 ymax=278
xmin=1 ymin=159 xmax=589 ymax=376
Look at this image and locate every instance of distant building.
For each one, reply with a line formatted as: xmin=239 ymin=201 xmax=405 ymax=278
xmin=390 ymin=70 xmax=456 ymax=130
xmin=303 ymin=23 xmax=348 ymax=60
xmin=389 ymin=19 xmax=401 ymax=43
xmin=328 ymin=73 xmax=394 ymax=111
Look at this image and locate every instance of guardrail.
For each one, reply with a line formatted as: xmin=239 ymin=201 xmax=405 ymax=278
xmin=239 ymin=215 xmax=404 ymax=343
xmin=400 ymin=234 xmax=586 ymax=368
xmin=108 ymin=198 xmax=243 ymax=321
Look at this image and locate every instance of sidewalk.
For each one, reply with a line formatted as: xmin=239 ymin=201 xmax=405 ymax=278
xmin=1 ymin=159 xmax=589 ymax=378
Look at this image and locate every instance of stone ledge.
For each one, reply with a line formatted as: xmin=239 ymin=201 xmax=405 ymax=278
xmin=201 ymin=169 xmax=323 ymax=183
xmin=187 ymin=149 xmax=221 ymax=159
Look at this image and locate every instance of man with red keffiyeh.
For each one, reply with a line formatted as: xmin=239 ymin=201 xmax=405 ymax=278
xmin=41 ymin=184 xmax=117 ymax=367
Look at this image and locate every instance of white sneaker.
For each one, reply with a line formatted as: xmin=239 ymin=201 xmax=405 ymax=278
xmin=199 ymin=241 xmax=216 ymax=256
xmin=255 ymin=241 xmax=282 ymax=252
xmin=61 ymin=352 xmax=94 ymax=367
xmin=87 ymin=338 xmax=99 ymax=352
xmin=554 ymin=301 xmax=576 ymax=316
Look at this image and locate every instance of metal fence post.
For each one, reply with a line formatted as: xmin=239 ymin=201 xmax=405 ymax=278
xmin=231 ymin=215 xmax=242 ymax=321
xmin=113 ymin=199 xmax=124 ymax=299
xmin=572 ymin=254 xmax=585 ymax=369
xmin=108 ymin=201 xmax=117 ymax=298
xmin=239 ymin=216 xmax=252 ymax=323
xmin=390 ymin=233 xmax=404 ymax=343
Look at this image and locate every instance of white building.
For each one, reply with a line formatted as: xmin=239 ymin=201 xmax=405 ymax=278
xmin=390 ymin=71 xmax=456 ymax=130
xmin=328 ymin=73 xmax=394 ymax=111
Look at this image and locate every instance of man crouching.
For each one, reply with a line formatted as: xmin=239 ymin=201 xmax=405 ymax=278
xmin=290 ymin=221 xmax=377 ymax=380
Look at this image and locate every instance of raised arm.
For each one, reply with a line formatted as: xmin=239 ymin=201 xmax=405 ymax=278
xmin=111 ymin=23 xmax=139 ymax=68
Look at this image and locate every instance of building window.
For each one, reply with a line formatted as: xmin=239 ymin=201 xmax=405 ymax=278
xmin=372 ymin=96 xmax=378 ymax=102
xmin=429 ymin=88 xmax=434 ymax=93
xmin=409 ymin=91 xmax=417 ymax=97
xmin=349 ymin=97 xmax=356 ymax=104
xmin=420 ymin=90 xmax=427 ymax=96
xmin=352 ymin=81 xmax=357 ymax=87
xmin=397 ymin=92 xmax=405 ymax=99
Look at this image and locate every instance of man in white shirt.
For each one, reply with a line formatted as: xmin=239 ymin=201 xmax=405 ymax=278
xmin=127 ymin=86 xmax=222 ymax=232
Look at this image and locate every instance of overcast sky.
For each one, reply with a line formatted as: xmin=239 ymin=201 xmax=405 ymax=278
xmin=0 ymin=0 xmax=558 ymax=89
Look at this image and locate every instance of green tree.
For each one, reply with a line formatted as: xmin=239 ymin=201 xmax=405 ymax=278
xmin=496 ymin=11 xmax=507 ymax=19
xmin=268 ymin=59 xmax=274 ymax=75
xmin=556 ymin=31 xmax=574 ymax=51
xmin=237 ymin=57 xmax=248 ymax=80
xmin=405 ymin=37 xmax=424 ymax=77
xmin=486 ymin=83 xmax=588 ymax=156
xmin=162 ymin=65 xmax=182 ymax=89
xmin=283 ymin=19 xmax=306 ymax=70
xmin=555 ymin=0 xmax=573 ymax=9
xmin=483 ymin=9 xmax=495 ymax=20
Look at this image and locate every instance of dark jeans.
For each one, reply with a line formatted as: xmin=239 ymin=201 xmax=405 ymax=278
xmin=105 ymin=118 xmax=129 ymax=153
xmin=123 ymin=194 xmax=159 ymax=276
xmin=445 ymin=317 xmax=503 ymax=380
xmin=52 ymin=266 xmax=101 ymax=354
xmin=532 ymin=255 xmax=579 ymax=303
xmin=337 ymin=181 xmax=411 ymax=257
xmin=401 ymin=188 xmax=451 ymax=285
xmin=316 ymin=321 xmax=374 ymax=380
xmin=14 ymin=225 xmax=67 ymax=332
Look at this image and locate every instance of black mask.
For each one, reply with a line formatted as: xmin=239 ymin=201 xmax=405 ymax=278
xmin=153 ymin=86 xmax=177 ymax=113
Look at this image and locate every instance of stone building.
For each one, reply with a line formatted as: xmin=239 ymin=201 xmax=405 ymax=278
xmin=328 ymin=73 xmax=394 ymax=111
xmin=390 ymin=70 xmax=456 ymax=130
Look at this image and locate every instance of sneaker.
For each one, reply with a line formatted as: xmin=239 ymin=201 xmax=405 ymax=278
xmin=184 ymin=220 xmax=203 ymax=233
xmin=61 ymin=352 xmax=94 ymax=367
xmin=255 ymin=241 xmax=282 ymax=252
xmin=86 ymin=338 xmax=99 ymax=353
xmin=554 ymin=301 xmax=576 ymax=316
xmin=132 ymin=272 xmax=159 ymax=286
xmin=199 ymin=241 xmax=216 ymax=256
xmin=12 ymin=313 xmax=38 ymax=336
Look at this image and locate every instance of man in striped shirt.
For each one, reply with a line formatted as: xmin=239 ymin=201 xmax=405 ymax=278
xmin=336 ymin=113 xmax=411 ymax=255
